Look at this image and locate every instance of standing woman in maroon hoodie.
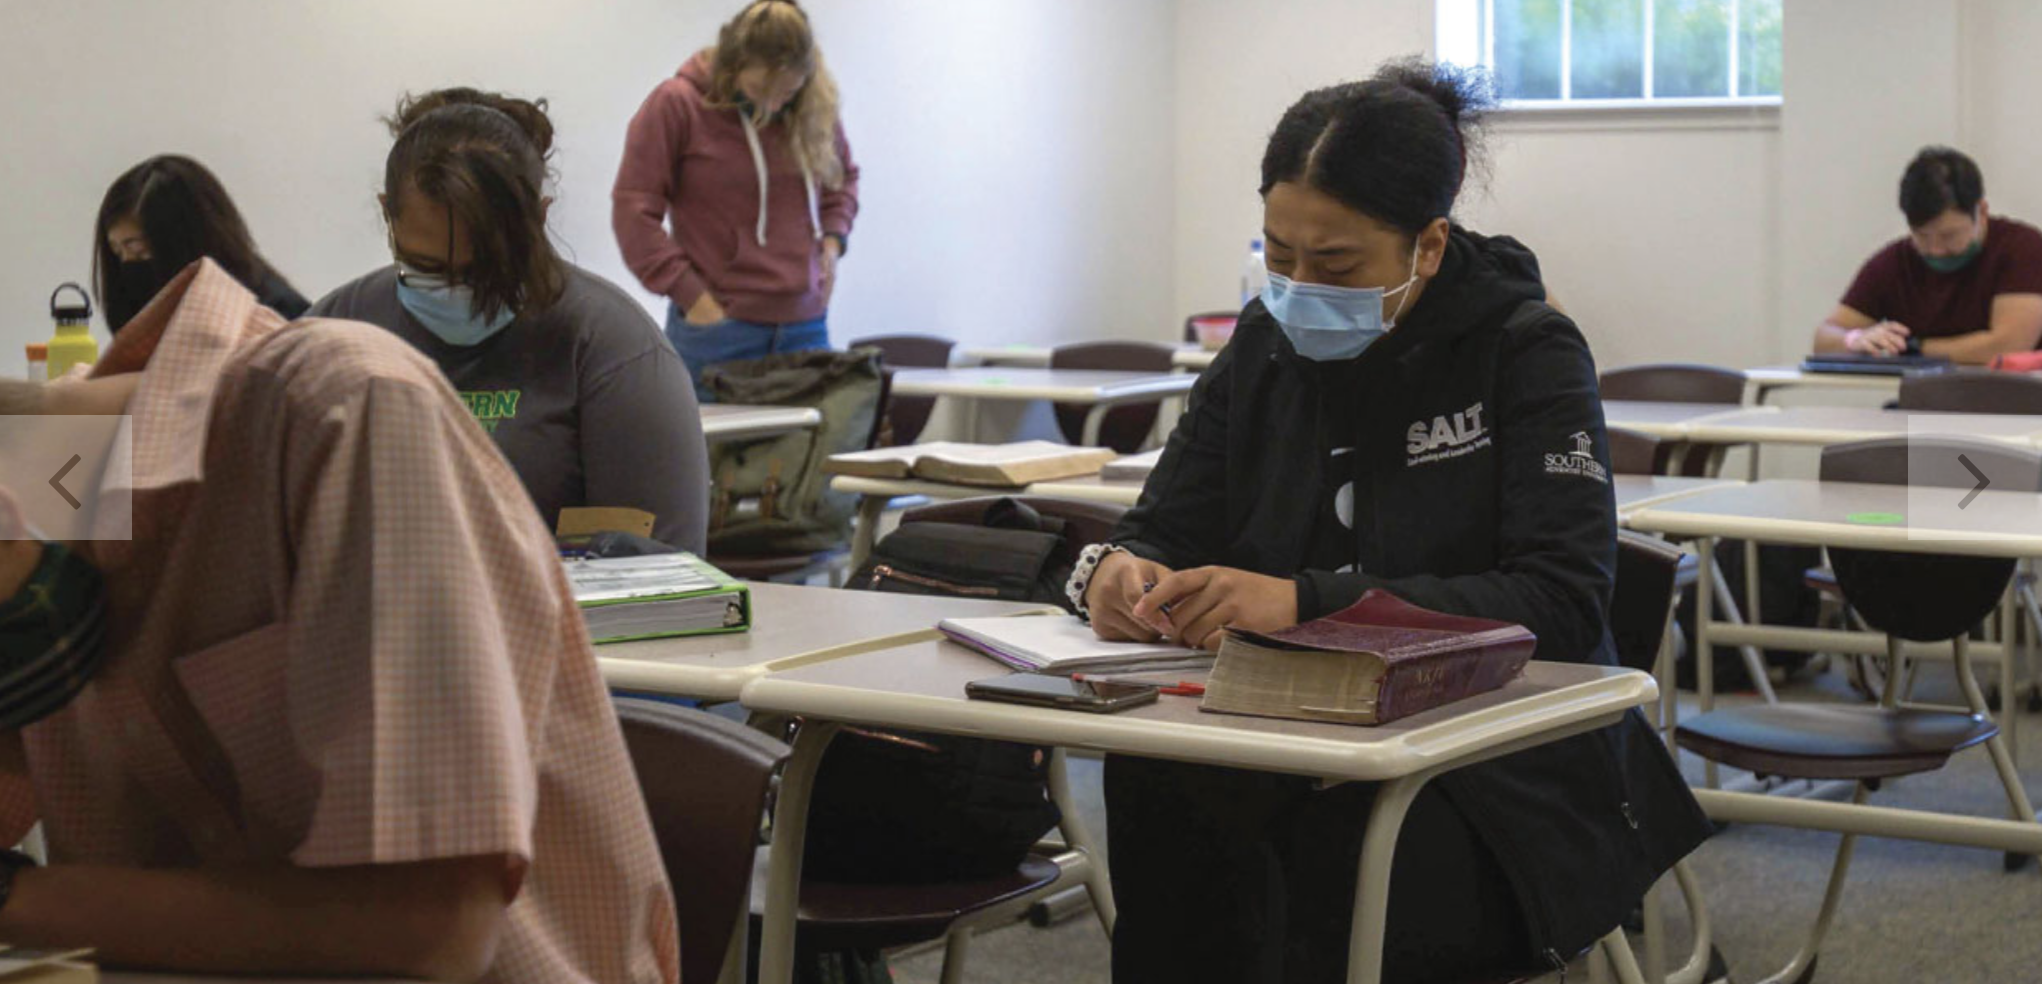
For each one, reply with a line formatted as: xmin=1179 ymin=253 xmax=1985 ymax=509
xmin=613 ymin=0 xmax=859 ymax=400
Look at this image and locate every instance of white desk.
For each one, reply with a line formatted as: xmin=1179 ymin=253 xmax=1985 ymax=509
xmin=1019 ymin=473 xmax=1147 ymax=506
xmin=891 ymin=368 xmax=1196 ymax=446
xmin=1623 ymin=479 xmax=2042 ymax=864
xmin=961 ymin=343 xmax=1217 ymax=371
xmin=1743 ymin=366 xmax=1906 ymax=404
xmin=1600 ymin=400 xmax=1749 ymax=440
xmin=1612 ymin=475 xmax=1744 ymax=518
xmin=699 ymin=403 xmax=823 ymax=443
xmin=598 ymin=582 xmax=1049 ymax=701
xmin=1682 ymin=406 xmax=2042 ymax=449
xmin=740 ymin=641 xmax=1653 ymax=984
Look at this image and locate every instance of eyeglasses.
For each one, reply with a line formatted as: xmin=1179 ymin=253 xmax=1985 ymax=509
xmin=393 ymin=263 xmax=456 ymax=291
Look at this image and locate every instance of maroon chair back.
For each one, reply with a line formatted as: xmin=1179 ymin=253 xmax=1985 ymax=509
xmin=1048 ymin=341 xmax=1176 ymax=453
xmin=1897 ymin=368 xmax=2042 ymax=415
xmin=1600 ymin=364 xmax=1746 ymax=477
xmin=1606 ymin=426 xmax=1665 ymax=476
xmin=848 ymin=334 xmax=955 ymax=446
xmin=614 ymin=698 xmax=791 ymax=984
xmin=1598 ymin=363 xmax=1748 ymax=404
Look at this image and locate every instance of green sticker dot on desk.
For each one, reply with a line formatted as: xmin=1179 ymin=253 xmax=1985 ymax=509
xmin=1846 ymin=511 xmax=1906 ymax=526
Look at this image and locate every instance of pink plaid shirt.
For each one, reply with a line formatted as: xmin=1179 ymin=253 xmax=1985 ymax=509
xmin=0 ymin=261 xmax=679 ymax=983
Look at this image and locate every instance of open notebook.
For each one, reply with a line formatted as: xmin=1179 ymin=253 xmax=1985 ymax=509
xmin=939 ymin=614 xmax=1211 ymax=675
xmin=826 ymin=441 xmax=1115 ymax=487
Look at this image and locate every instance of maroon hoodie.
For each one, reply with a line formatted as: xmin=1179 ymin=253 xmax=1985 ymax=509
xmin=613 ymin=51 xmax=860 ymax=325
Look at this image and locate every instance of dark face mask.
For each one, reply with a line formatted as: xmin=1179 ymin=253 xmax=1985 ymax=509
xmin=106 ymin=257 xmax=174 ymax=334
xmin=0 ymin=543 xmax=110 ymax=729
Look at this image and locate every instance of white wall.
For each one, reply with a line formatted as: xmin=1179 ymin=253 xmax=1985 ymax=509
xmin=1774 ymin=0 xmax=1962 ymax=363
xmin=14 ymin=1 xmax=2042 ymax=387
xmin=1170 ymin=0 xmax=1780 ymax=373
xmin=0 ymin=0 xmax=1176 ymax=378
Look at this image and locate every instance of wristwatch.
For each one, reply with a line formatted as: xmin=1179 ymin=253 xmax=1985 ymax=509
xmin=0 ymin=848 xmax=37 ymax=915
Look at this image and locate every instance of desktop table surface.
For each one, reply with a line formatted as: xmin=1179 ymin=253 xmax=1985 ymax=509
xmin=889 ymin=367 xmax=1197 ymax=400
xmin=1683 ymin=405 xmax=2042 ymax=446
xmin=597 ymin=582 xmax=1050 ymax=699
xmin=1600 ymin=400 xmax=1752 ymax=437
xmin=740 ymin=638 xmax=1652 ymax=782
xmin=698 ymin=403 xmax=823 ymax=435
xmin=1612 ymin=474 xmax=1744 ymax=514
xmin=1622 ymin=477 xmax=2042 ymax=557
xmin=1022 ymin=473 xmax=1146 ymax=505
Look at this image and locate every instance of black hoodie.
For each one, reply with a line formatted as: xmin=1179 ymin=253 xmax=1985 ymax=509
xmin=1111 ymin=226 xmax=1710 ymax=964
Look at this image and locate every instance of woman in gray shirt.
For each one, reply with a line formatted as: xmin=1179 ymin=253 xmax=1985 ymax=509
xmin=314 ymin=88 xmax=708 ymax=552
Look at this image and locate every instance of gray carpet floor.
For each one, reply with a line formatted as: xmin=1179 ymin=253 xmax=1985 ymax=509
xmin=892 ymin=658 xmax=2042 ymax=984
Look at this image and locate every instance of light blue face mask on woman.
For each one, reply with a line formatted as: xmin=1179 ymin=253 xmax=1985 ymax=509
xmin=1261 ymin=240 xmax=1422 ymax=361
xmin=396 ymin=274 xmax=517 ymax=347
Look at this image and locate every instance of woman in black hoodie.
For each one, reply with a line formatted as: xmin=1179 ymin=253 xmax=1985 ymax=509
xmin=1069 ymin=60 xmax=1710 ymax=983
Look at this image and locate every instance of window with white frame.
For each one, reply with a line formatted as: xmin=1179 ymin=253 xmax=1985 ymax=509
xmin=1436 ymin=0 xmax=1782 ymax=107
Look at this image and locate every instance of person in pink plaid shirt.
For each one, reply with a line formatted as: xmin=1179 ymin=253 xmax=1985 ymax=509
xmin=0 ymin=259 xmax=679 ymax=983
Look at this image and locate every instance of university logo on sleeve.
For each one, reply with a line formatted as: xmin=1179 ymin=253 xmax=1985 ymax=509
xmin=1544 ymin=430 xmax=1609 ymax=484
xmin=1405 ymin=401 xmax=1492 ymax=466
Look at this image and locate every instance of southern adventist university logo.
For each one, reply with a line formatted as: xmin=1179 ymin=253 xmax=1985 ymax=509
xmin=1545 ymin=430 xmax=1609 ymax=484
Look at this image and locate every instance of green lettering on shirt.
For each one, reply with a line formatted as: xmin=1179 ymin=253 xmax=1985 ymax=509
xmin=460 ymin=390 xmax=523 ymax=434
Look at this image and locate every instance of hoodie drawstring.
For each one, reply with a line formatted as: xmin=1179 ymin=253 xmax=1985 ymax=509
xmin=738 ymin=110 xmax=822 ymax=248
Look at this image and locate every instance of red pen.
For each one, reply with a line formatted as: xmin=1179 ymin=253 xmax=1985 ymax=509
xmin=1158 ymin=682 xmax=1205 ymax=697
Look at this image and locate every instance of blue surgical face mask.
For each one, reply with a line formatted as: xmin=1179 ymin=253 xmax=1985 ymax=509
xmin=1261 ymin=240 xmax=1422 ymax=362
xmin=395 ymin=273 xmax=516 ymax=347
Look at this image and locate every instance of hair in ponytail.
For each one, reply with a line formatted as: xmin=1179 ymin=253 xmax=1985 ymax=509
xmin=1259 ymin=58 xmax=1494 ymax=235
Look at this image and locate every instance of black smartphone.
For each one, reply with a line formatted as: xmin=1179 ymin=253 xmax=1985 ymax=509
xmin=964 ymin=674 xmax=1160 ymax=713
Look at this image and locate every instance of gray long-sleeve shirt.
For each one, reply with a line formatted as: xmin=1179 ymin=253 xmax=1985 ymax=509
xmin=312 ymin=263 xmax=709 ymax=552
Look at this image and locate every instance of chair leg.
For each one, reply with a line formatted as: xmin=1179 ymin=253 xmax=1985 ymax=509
xmin=1950 ymin=636 xmax=2041 ymax=869
xmin=1665 ymin=861 xmax=1717 ymax=984
xmin=937 ymin=927 xmax=973 ymax=984
xmin=1046 ymin=748 xmax=1117 ymax=933
xmin=1706 ymin=561 xmax=1780 ymax=703
xmin=1755 ymin=783 xmax=1870 ymax=984
xmin=1600 ymin=927 xmax=1651 ymax=984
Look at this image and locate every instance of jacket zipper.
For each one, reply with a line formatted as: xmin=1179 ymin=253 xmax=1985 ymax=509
xmin=868 ymin=564 xmax=1000 ymax=596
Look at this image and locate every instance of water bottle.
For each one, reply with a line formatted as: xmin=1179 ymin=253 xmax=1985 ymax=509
xmin=1239 ymin=238 xmax=1268 ymax=307
xmin=46 ymin=283 xmax=99 ymax=378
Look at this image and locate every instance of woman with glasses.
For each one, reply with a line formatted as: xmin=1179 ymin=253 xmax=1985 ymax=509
xmin=312 ymin=88 xmax=709 ymax=552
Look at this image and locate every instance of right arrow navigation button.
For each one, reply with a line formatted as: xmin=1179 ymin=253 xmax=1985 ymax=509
xmin=1958 ymin=453 xmax=1989 ymax=510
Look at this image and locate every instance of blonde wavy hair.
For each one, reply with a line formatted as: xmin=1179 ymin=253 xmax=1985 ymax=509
xmin=707 ymin=0 xmax=845 ymax=190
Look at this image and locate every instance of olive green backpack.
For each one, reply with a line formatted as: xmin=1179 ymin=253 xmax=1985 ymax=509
xmin=701 ymin=348 xmax=883 ymax=556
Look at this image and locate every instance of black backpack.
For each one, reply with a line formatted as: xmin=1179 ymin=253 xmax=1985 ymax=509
xmin=798 ymin=498 xmax=1082 ymax=883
